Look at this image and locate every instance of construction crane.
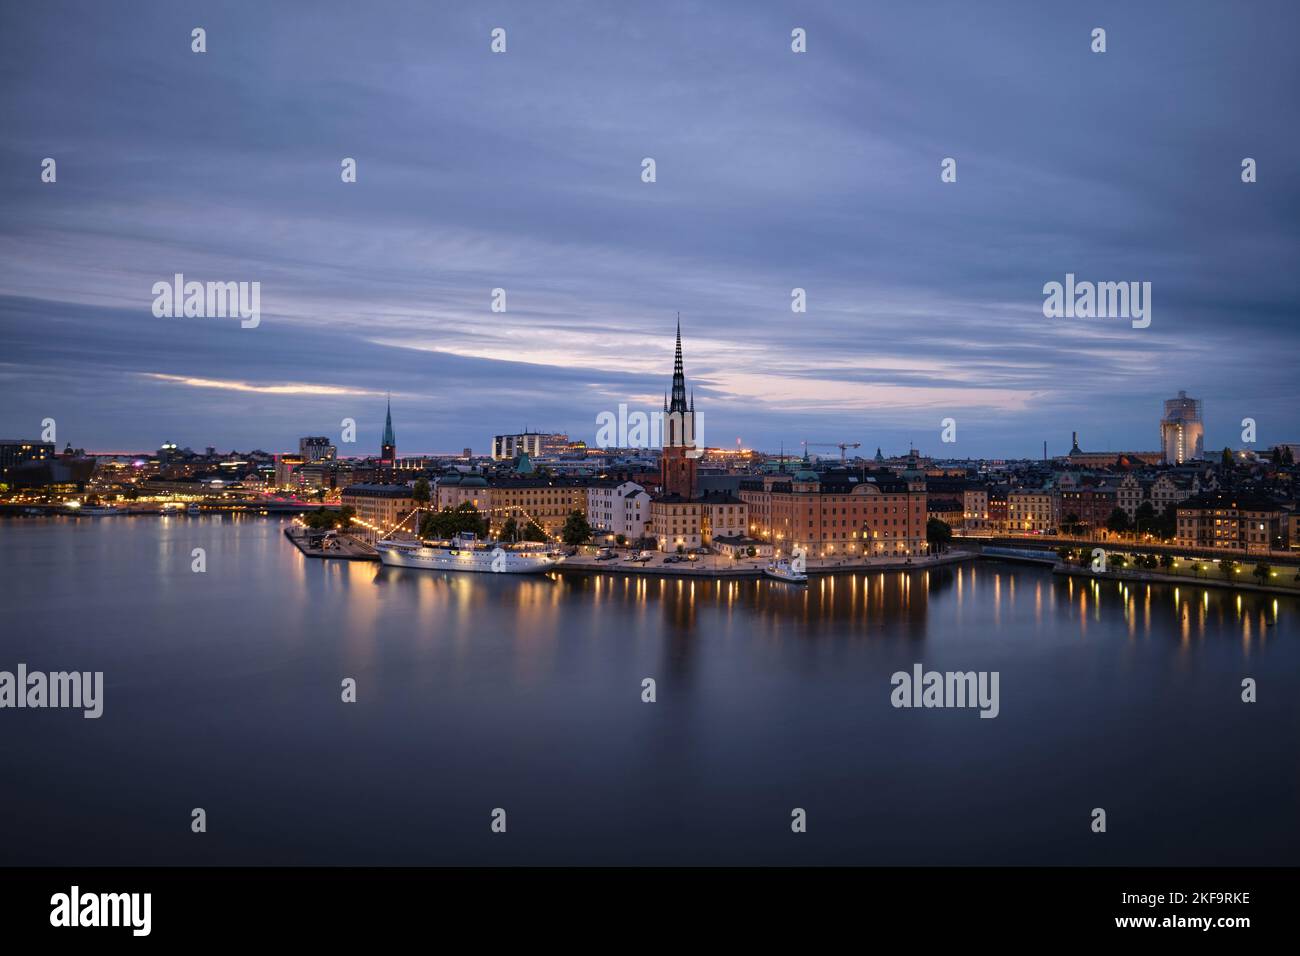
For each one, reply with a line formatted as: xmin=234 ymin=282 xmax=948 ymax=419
xmin=801 ymin=441 xmax=862 ymax=462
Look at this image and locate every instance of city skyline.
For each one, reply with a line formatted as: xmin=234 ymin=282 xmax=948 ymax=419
xmin=10 ymin=382 xmax=1257 ymax=464
xmin=2 ymin=2 xmax=1298 ymax=457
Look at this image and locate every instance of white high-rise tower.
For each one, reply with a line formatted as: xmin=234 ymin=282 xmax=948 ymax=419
xmin=1160 ymin=390 xmax=1203 ymax=464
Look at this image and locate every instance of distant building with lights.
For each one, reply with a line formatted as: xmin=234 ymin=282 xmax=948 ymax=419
xmin=0 ymin=439 xmax=55 ymax=484
xmin=1161 ymin=391 xmax=1204 ymax=464
xmin=491 ymin=432 xmax=570 ymax=460
xmin=275 ymin=455 xmax=304 ymax=489
xmin=299 ymin=436 xmax=336 ymax=462
xmin=1064 ymin=431 xmax=1162 ymax=468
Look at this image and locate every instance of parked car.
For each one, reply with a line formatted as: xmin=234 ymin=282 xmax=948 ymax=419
xmin=663 ymin=555 xmax=683 ymax=564
xmin=595 ymin=548 xmax=618 ymax=561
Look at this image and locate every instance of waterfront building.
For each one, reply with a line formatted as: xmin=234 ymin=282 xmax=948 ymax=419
xmin=3 ymin=452 xmax=95 ymax=492
xmin=700 ymin=490 xmax=748 ymax=543
xmin=962 ymin=486 xmax=990 ymax=533
xmin=1175 ymin=492 xmax=1282 ymax=555
xmin=586 ymin=480 xmax=651 ymax=542
xmin=0 ymin=439 xmax=56 ymax=484
xmin=649 ymin=495 xmax=703 ymax=551
xmin=738 ymin=468 xmax=927 ymax=558
xmin=710 ymin=534 xmax=773 ymax=559
xmin=1161 ymin=390 xmax=1204 ymax=465
xmin=436 ymin=474 xmax=588 ymax=538
xmin=928 ymin=497 xmax=964 ymax=529
xmin=139 ymin=476 xmax=236 ymax=497
xmin=1007 ymin=488 xmax=1059 ymax=533
xmin=988 ymin=488 xmax=1009 ymax=532
xmin=341 ymin=483 xmax=417 ymax=541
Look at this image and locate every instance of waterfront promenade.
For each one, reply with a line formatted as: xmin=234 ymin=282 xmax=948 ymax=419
xmin=285 ymin=526 xmax=379 ymax=561
xmin=959 ymin=536 xmax=1300 ymax=597
xmin=956 ymin=532 xmax=1299 ymax=565
xmin=284 ymin=528 xmax=975 ymax=577
xmin=1052 ymin=561 xmax=1300 ymax=597
xmin=511 ymin=549 xmax=970 ymax=578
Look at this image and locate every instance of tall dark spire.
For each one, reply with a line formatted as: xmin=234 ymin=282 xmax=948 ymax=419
xmin=381 ymin=393 xmax=396 ymax=460
xmin=669 ymin=313 xmax=687 ymax=414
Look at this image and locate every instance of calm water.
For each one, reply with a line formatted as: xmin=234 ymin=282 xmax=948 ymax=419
xmin=1 ymin=516 xmax=1296 ymax=866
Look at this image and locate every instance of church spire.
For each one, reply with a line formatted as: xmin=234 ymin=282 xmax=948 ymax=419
xmin=668 ymin=313 xmax=687 ymax=414
xmin=381 ymin=393 xmax=396 ymax=461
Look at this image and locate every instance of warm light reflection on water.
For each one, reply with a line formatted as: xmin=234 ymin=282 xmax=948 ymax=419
xmin=350 ymin=556 xmax=1296 ymax=657
xmin=3 ymin=518 xmax=1298 ymax=867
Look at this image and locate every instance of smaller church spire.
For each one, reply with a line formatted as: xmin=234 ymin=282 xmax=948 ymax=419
xmin=381 ymin=392 xmax=396 ymax=460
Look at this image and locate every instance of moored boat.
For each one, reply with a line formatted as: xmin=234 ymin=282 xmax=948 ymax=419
xmin=68 ymin=504 xmax=120 ymax=516
xmin=764 ymin=558 xmax=808 ymax=584
xmin=376 ymin=532 xmax=563 ymax=574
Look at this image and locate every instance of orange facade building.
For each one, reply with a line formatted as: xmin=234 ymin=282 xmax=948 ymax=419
xmin=739 ymin=468 xmax=928 ymax=558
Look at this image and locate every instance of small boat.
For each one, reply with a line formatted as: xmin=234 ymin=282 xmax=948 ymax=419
xmin=186 ymin=503 xmax=201 ymax=515
xmin=765 ymin=559 xmax=808 ymax=584
xmin=376 ymin=532 xmax=564 ymax=574
xmin=70 ymin=504 xmax=120 ymax=516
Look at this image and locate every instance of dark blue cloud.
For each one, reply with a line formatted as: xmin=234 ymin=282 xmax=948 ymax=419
xmin=0 ymin=0 xmax=1296 ymax=456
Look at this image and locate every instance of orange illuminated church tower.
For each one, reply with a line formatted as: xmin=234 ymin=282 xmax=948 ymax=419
xmin=660 ymin=315 xmax=698 ymax=498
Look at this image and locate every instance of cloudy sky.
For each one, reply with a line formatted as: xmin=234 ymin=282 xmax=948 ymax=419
xmin=1 ymin=1 xmax=1296 ymax=458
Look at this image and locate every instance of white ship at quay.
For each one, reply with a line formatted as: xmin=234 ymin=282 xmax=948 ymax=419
xmin=376 ymin=532 xmax=564 ymax=574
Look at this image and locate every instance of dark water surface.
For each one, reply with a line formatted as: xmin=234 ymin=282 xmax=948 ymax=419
xmin=1 ymin=516 xmax=1296 ymax=865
